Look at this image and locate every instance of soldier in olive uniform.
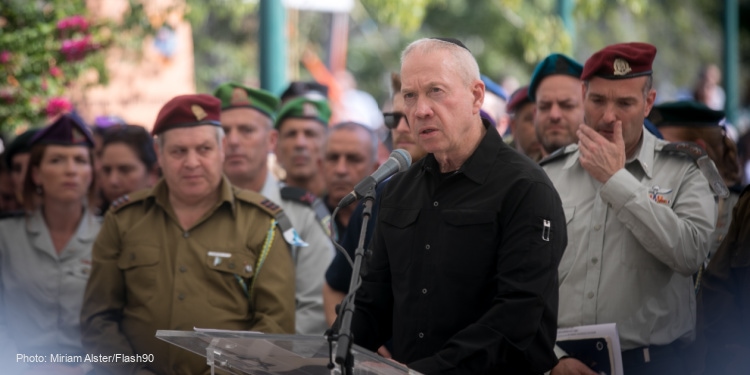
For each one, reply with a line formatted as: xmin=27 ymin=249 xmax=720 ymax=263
xmin=81 ymin=94 xmax=296 ymax=375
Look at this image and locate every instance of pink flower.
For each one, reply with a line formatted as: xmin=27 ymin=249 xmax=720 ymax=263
xmin=57 ymin=15 xmax=89 ymax=32
xmin=49 ymin=66 xmax=62 ymax=78
xmin=0 ymin=51 xmax=10 ymax=64
xmin=61 ymin=36 xmax=92 ymax=61
xmin=46 ymin=97 xmax=73 ymax=117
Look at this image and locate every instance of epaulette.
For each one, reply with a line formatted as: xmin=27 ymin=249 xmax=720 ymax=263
xmin=539 ymin=143 xmax=578 ymax=166
xmin=110 ymin=190 xmax=151 ymax=213
xmin=280 ymin=186 xmax=331 ymax=231
xmin=0 ymin=210 xmax=25 ymax=220
xmin=659 ymin=142 xmax=730 ymax=198
xmin=235 ymin=189 xmax=306 ymax=248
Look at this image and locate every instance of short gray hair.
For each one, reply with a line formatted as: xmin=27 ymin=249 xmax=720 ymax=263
xmin=155 ymin=126 xmax=225 ymax=152
xmin=401 ymin=38 xmax=480 ymax=86
xmin=326 ymin=121 xmax=378 ymax=165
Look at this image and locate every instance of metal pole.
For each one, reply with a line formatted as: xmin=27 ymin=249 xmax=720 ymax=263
xmin=723 ymin=0 xmax=739 ymax=126
xmin=259 ymin=0 xmax=287 ymax=95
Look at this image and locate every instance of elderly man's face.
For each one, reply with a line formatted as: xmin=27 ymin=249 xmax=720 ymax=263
xmin=400 ymin=48 xmax=483 ymax=156
xmin=157 ymin=126 xmax=225 ymax=204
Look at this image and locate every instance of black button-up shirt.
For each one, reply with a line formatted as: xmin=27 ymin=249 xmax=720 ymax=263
xmin=351 ymin=122 xmax=566 ymax=374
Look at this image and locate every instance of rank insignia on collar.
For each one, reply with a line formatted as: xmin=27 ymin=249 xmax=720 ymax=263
xmin=648 ymin=185 xmax=672 ymax=205
xmin=613 ymin=58 xmax=632 ymax=76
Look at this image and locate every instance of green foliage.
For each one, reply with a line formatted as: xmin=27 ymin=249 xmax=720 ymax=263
xmin=0 ymin=0 xmax=153 ymax=133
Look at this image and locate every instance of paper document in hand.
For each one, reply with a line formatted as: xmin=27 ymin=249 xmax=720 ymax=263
xmin=556 ymin=323 xmax=623 ymax=375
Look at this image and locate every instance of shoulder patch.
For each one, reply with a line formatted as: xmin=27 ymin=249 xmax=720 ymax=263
xmin=539 ymin=144 xmax=578 ymax=166
xmin=660 ymin=141 xmax=730 ymax=198
xmin=280 ymin=186 xmax=331 ymax=231
xmin=110 ymin=189 xmax=151 ymax=213
xmin=234 ymin=188 xmax=283 ymax=217
xmin=280 ymin=186 xmax=317 ymax=206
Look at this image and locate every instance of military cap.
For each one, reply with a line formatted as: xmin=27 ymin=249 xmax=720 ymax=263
xmin=507 ymin=86 xmax=532 ymax=114
xmin=29 ymin=114 xmax=94 ymax=148
xmin=152 ymin=94 xmax=221 ymax=135
xmin=529 ymin=53 xmax=583 ymax=101
xmin=429 ymin=37 xmax=471 ymax=52
xmin=581 ymin=42 xmax=657 ymax=81
xmin=481 ymin=75 xmax=508 ymax=101
xmin=649 ymin=101 xmax=725 ymax=128
xmin=4 ymin=128 xmax=40 ymax=168
xmin=275 ymin=97 xmax=331 ymax=129
xmin=280 ymin=81 xmax=329 ymax=103
xmin=213 ymin=83 xmax=280 ymax=121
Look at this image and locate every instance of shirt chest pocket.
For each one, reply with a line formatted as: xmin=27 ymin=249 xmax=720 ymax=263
xmin=380 ymin=208 xmax=419 ymax=275
xmin=440 ymin=209 xmax=498 ymax=280
xmin=118 ymin=245 xmax=161 ymax=304
xmin=205 ymin=250 xmax=257 ymax=309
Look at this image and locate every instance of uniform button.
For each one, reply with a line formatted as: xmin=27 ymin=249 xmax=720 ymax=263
xmin=183 ymin=232 xmax=189 ymax=238
xmin=591 ymin=257 xmax=598 ymax=264
xmin=418 ymin=332 xmax=424 ymax=339
xmin=594 ymin=224 xmax=601 ymax=231
xmin=178 ymin=293 xmax=185 ymax=300
xmin=179 ymin=265 xmax=187 ymax=273
xmin=422 ymin=288 xmax=427 ymax=294
xmin=425 ymin=244 xmax=430 ymax=250
xmin=587 ymin=292 xmax=594 ymax=299
xmin=433 ymin=201 xmax=439 ymax=207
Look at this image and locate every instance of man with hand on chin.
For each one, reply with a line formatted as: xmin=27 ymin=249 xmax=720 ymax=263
xmin=542 ymin=42 xmax=717 ymax=375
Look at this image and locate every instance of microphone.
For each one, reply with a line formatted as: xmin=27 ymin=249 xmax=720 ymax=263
xmin=337 ymin=149 xmax=412 ymax=208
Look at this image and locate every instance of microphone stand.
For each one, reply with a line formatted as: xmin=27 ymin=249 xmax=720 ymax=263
xmin=333 ymin=186 xmax=376 ymax=375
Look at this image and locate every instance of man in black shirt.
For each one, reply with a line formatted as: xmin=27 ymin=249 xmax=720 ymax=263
xmin=350 ymin=37 xmax=567 ymax=374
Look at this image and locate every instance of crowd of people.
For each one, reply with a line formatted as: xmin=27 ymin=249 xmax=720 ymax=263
xmin=0 ymin=36 xmax=748 ymax=375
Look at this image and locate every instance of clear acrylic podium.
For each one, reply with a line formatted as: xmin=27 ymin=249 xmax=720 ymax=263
xmin=156 ymin=329 xmax=418 ymax=375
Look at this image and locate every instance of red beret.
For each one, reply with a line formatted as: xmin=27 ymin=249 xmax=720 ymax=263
xmin=580 ymin=42 xmax=657 ymax=81
xmin=152 ymin=94 xmax=221 ymax=135
xmin=506 ymin=86 xmax=532 ymax=114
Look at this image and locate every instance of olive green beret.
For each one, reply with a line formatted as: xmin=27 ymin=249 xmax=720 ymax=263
xmin=275 ymin=97 xmax=331 ymax=129
xmin=213 ymin=82 xmax=280 ymax=121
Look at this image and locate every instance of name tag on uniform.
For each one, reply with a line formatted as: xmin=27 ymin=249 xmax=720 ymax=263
xmin=208 ymin=251 xmax=231 ymax=266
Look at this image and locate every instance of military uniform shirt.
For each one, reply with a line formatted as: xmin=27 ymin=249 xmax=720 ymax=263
xmin=81 ymin=176 xmax=295 ymax=375
xmin=260 ymin=170 xmax=333 ymax=335
xmin=542 ymin=127 xmax=717 ymax=350
xmin=0 ymin=209 xmax=99 ymax=370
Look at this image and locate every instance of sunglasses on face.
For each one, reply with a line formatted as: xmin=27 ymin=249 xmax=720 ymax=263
xmin=383 ymin=112 xmax=409 ymax=129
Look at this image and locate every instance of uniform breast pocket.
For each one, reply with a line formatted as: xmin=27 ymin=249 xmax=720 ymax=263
xmin=117 ymin=245 xmax=161 ymax=304
xmin=205 ymin=250 xmax=257 ymax=310
xmin=558 ymin=206 xmax=577 ymax=280
xmin=380 ymin=208 xmax=419 ymax=275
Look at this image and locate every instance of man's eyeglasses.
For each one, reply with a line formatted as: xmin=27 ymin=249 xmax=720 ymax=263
xmin=383 ymin=112 xmax=408 ymax=129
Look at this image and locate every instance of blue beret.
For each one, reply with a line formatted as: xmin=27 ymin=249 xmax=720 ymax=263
xmin=481 ymin=75 xmax=507 ymax=101
xmin=528 ymin=53 xmax=583 ymax=101
xmin=29 ymin=114 xmax=94 ymax=148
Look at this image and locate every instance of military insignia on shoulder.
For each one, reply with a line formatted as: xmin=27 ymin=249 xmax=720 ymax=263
xmin=110 ymin=194 xmax=130 ymax=209
xmin=613 ymin=58 xmax=632 ymax=76
xmin=260 ymin=198 xmax=281 ymax=212
xmin=539 ymin=144 xmax=577 ymax=166
xmin=661 ymin=142 xmax=730 ymax=198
